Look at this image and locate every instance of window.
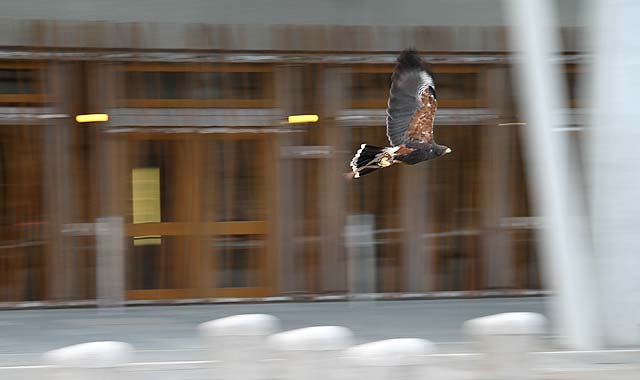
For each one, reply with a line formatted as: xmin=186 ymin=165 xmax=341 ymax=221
xmin=351 ymin=73 xmax=392 ymax=102
xmin=0 ymin=62 xmax=45 ymax=105
xmin=350 ymin=64 xmax=486 ymax=108
xmin=120 ymin=64 xmax=274 ymax=108
xmin=214 ymin=235 xmax=264 ymax=288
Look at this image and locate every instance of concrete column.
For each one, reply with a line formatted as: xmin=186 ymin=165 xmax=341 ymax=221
xmin=505 ymin=0 xmax=601 ymax=349
xmin=589 ymin=0 xmax=640 ymax=347
xmin=345 ymin=214 xmax=376 ymax=295
xmin=96 ymin=216 xmax=125 ymax=308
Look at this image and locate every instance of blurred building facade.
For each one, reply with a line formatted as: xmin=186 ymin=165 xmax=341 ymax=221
xmin=0 ymin=0 xmax=586 ymax=303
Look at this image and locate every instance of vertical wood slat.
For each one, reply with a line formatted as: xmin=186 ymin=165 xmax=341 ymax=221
xmin=401 ymin=164 xmax=429 ymax=293
xmin=320 ymin=67 xmax=348 ymax=292
xmin=264 ymin=135 xmax=279 ymax=295
xmin=275 ymin=65 xmax=302 ymax=293
xmin=190 ymin=139 xmax=204 ymax=293
xmin=43 ymin=62 xmax=75 ymax=300
xmin=483 ymin=68 xmax=514 ymax=289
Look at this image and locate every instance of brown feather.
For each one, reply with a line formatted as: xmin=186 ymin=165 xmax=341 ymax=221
xmin=405 ymin=91 xmax=437 ymax=143
xmin=395 ymin=145 xmax=416 ymax=155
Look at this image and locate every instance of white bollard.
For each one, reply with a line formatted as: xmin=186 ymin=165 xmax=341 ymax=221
xmin=463 ymin=312 xmax=547 ymax=380
xmin=266 ymin=326 xmax=355 ymax=380
xmin=43 ymin=341 xmax=133 ymax=380
xmin=198 ymin=314 xmax=280 ymax=380
xmin=344 ymin=338 xmax=435 ymax=380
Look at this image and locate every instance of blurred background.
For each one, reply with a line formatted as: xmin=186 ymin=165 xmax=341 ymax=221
xmin=3 ymin=0 xmax=640 ymax=378
xmin=1 ymin=0 xmax=581 ymax=304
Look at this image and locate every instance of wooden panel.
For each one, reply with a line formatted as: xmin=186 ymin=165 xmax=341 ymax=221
xmin=117 ymin=63 xmax=275 ymax=109
xmin=126 ymin=222 xmax=191 ymax=236
xmin=118 ymin=132 xmax=275 ymax=141
xmin=205 ymin=221 xmax=268 ymax=235
xmin=0 ymin=62 xmax=46 ymax=106
xmin=0 ymin=62 xmax=46 ymax=70
xmin=122 ymin=63 xmax=275 ymax=73
xmin=0 ymin=94 xmax=46 ymax=104
xmin=126 ymin=289 xmax=194 ymax=300
xmin=123 ymin=99 xmax=274 ymax=108
xmin=349 ymin=64 xmax=394 ymax=73
xmin=126 ymin=221 xmax=267 ymax=236
xmin=205 ymin=287 xmax=270 ymax=298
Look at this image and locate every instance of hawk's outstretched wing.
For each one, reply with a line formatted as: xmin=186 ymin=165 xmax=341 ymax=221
xmin=385 ymin=50 xmax=437 ymax=147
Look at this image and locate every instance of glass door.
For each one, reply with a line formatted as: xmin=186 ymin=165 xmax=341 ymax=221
xmin=123 ymin=134 xmax=276 ymax=300
xmin=199 ymin=136 xmax=274 ymax=297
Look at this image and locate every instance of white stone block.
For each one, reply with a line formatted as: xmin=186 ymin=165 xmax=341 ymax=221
xmin=464 ymin=312 xmax=547 ymax=380
xmin=344 ymin=338 xmax=435 ymax=380
xmin=199 ymin=313 xmax=280 ymax=337
xmin=198 ymin=314 xmax=280 ymax=380
xmin=266 ymin=326 xmax=355 ymax=380
xmin=43 ymin=341 xmax=133 ymax=380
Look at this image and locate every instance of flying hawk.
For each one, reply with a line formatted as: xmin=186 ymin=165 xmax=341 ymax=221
xmin=347 ymin=49 xmax=451 ymax=179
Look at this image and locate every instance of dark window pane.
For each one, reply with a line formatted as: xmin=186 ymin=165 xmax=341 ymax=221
xmin=434 ymin=73 xmax=478 ymax=100
xmin=214 ymin=235 xmax=263 ymax=288
xmin=228 ymin=72 xmax=268 ymax=100
xmin=351 ymin=73 xmax=391 ymax=100
xmin=124 ymin=70 xmax=271 ymax=101
xmin=193 ymin=72 xmax=224 ymax=99
xmin=0 ymin=69 xmax=38 ymax=94
xmin=127 ymin=236 xmax=190 ymax=290
xmin=204 ymin=139 xmax=264 ymax=222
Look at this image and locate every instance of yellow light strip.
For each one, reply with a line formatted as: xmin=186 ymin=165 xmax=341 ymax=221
xmin=75 ymin=114 xmax=109 ymax=123
xmin=287 ymin=114 xmax=319 ymax=124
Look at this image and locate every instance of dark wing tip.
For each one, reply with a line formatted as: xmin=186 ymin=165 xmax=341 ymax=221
xmin=395 ymin=49 xmax=435 ymax=79
xmin=396 ymin=49 xmax=423 ymax=71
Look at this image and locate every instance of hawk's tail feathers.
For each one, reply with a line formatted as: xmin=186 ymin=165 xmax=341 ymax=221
xmin=346 ymin=144 xmax=395 ymax=179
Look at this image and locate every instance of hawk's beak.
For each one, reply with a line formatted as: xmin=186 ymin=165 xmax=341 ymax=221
xmin=445 ymin=147 xmax=452 ymax=154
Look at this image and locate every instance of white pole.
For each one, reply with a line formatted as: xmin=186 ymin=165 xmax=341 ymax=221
xmin=588 ymin=0 xmax=640 ymax=347
xmin=503 ymin=0 xmax=602 ymax=349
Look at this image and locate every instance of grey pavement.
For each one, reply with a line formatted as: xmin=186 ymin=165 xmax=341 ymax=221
xmin=1 ymin=297 xmax=638 ymax=379
xmin=0 ymin=297 xmax=548 ymax=365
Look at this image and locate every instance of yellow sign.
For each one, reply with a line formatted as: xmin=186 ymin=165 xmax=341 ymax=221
xmin=132 ymin=167 xmax=161 ymax=246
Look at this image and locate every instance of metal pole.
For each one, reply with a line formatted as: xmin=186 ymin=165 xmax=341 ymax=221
xmin=504 ymin=0 xmax=602 ymax=349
